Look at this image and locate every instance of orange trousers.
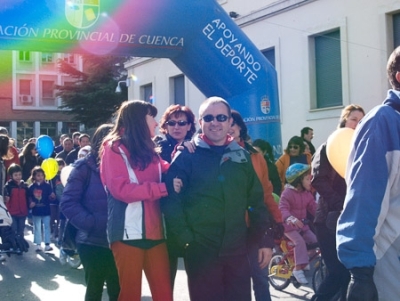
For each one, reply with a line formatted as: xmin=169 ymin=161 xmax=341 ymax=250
xmin=111 ymin=241 xmax=173 ymax=301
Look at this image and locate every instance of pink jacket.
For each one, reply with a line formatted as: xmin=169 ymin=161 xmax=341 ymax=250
xmin=279 ymin=186 xmax=316 ymax=233
xmin=100 ymin=141 xmax=169 ymax=241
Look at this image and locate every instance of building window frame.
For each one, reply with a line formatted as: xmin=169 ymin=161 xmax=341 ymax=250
xmin=141 ymin=83 xmax=153 ymax=103
xmin=171 ymin=74 xmax=185 ymax=106
xmin=41 ymin=53 xmax=54 ymax=63
xmin=19 ymin=51 xmax=31 ymax=62
xmin=305 ymin=17 xmax=349 ymax=121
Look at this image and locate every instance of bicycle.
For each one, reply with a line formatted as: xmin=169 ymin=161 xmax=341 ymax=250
xmin=268 ymin=236 xmax=326 ymax=292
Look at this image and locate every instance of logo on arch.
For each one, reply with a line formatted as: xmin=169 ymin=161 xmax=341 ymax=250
xmin=65 ymin=0 xmax=100 ymax=29
xmin=260 ymin=96 xmax=271 ymax=114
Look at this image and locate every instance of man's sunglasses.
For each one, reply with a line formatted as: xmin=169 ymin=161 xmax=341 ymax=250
xmin=202 ymin=114 xmax=229 ymax=123
xmin=166 ymin=120 xmax=189 ymax=127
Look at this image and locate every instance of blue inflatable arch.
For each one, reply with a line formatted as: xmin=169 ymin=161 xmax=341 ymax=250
xmin=0 ymin=0 xmax=281 ymax=150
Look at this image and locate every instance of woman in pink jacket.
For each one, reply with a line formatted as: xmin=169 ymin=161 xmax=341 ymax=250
xmin=100 ymin=100 xmax=176 ymax=301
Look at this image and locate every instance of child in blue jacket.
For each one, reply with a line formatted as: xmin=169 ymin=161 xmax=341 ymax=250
xmin=29 ymin=166 xmax=56 ymax=252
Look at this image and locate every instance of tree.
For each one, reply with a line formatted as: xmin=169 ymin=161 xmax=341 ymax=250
xmin=57 ymin=54 xmax=129 ymax=129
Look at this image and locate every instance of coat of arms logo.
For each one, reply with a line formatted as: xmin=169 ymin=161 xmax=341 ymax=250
xmin=65 ymin=0 xmax=100 ymax=29
xmin=260 ymin=96 xmax=271 ymax=114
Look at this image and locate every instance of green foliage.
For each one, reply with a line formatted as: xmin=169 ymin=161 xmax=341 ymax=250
xmin=57 ymin=54 xmax=129 ymax=128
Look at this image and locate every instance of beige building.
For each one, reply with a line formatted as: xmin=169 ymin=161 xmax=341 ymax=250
xmin=125 ymin=0 xmax=400 ymax=151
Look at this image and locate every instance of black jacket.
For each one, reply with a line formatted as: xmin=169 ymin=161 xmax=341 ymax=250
xmin=162 ymin=135 xmax=269 ymax=256
xmin=311 ymin=142 xmax=347 ymax=224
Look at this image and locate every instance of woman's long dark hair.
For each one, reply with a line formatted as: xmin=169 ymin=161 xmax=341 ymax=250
xmin=92 ymin=123 xmax=113 ymax=164
xmin=20 ymin=142 xmax=36 ymax=159
xmin=0 ymin=134 xmax=9 ymax=158
xmin=103 ymin=100 xmax=158 ymax=170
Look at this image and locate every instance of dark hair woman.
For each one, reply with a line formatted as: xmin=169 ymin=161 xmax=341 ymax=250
xmin=100 ymin=100 xmax=173 ymax=301
xmin=60 ymin=123 xmax=120 ymax=301
xmin=0 ymin=134 xmax=10 ymax=197
xmin=19 ymin=142 xmax=39 ymax=182
xmin=252 ymin=138 xmax=282 ymax=196
xmin=157 ymin=104 xmax=196 ymax=163
xmin=311 ymin=104 xmax=365 ymax=301
xmin=275 ymin=136 xmax=312 ymax=192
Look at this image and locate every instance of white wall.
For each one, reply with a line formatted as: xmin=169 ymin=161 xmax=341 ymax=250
xmin=126 ymin=0 xmax=400 ymax=150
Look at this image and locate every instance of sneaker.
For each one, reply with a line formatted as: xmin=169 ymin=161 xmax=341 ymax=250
xmin=292 ymin=269 xmax=308 ymax=284
xmin=44 ymin=245 xmax=53 ymax=252
xmin=303 ymin=264 xmax=311 ymax=271
xmin=0 ymin=255 xmax=6 ymax=262
xmin=36 ymin=246 xmax=42 ymax=252
xmin=59 ymin=249 xmax=67 ymax=265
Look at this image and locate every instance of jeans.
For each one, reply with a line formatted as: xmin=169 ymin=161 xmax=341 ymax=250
xmin=311 ymin=222 xmax=350 ymax=301
xmin=11 ymin=216 xmax=26 ymax=237
xmin=248 ymin=242 xmax=272 ymax=301
xmin=33 ymin=215 xmax=51 ymax=245
xmin=184 ymin=241 xmax=251 ymax=301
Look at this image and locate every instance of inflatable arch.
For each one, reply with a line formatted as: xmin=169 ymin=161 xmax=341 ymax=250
xmin=0 ymin=0 xmax=281 ymax=152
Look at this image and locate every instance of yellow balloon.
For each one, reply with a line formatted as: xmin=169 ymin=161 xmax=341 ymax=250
xmin=326 ymin=128 xmax=355 ymax=178
xmin=41 ymin=158 xmax=59 ymax=180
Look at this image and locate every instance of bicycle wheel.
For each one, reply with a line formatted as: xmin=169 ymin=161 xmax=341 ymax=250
xmin=268 ymin=253 xmax=291 ymax=291
xmin=312 ymin=258 xmax=326 ymax=293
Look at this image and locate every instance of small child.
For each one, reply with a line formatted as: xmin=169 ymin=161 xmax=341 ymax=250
xmin=4 ymin=164 xmax=29 ymax=237
xmin=279 ymin=163 xmax=317 ymax=284
xmin=29 ymin=166 xmax=56 ymax=252
xmin=49 ymin=158 xmax=66 ymax=241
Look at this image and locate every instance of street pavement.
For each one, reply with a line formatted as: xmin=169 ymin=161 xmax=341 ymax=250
xmin=0 ymin=226 xmax=315 ymax=300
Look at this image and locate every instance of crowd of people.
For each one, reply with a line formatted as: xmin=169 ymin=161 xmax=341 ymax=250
xmin=1 ymin=46 xmax=400 ymax=301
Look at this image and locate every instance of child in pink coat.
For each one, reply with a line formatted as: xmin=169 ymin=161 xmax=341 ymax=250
xmin=279 ymin=163 xmax=317 ymax=284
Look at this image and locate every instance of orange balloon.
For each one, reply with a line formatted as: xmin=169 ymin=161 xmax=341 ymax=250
xmin=326 ymin=128 xmax=355 ymax=178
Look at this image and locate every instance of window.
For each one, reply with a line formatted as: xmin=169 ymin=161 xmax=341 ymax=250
xmin=63 ymin=53 xmax=75 ymax=64
xmin=40 ymin=122 xmax=57 ymax=140
xmin=142 ymin=84 xmax=153 ymax=103
xmin=17 ymin=122 xmax=34 ymax=146
xmin=19 ymin=80 xmax=31 ymax=95
xmin=42 ymin=80 xmax=55 ymax=106
xmin=19 ymin=79 xmax=33 ymax=105
xmin=42 ymin=53 xmax=53 ymax=63
xmin=314 ymin=30 xmax=342 ymax=109
xmin=393 ymin=12 xmax=400 ymax=47
xmin=19 ymin=51 xmax=30 ymax=61
xmin=262 ymin=48 xmax=275 ymax=68
xmin=173 ymin=75 xmax=185 ymax=105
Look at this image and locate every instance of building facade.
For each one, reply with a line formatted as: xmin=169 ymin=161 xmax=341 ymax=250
xmin=125 ymin=0 xmax=400 ymax=154
xmin=0 ymin=50 xmax=83 ymax=147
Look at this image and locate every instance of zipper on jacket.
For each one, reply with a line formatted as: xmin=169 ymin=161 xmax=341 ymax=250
xmin=124 ymin=229 xmax=129 ymax=239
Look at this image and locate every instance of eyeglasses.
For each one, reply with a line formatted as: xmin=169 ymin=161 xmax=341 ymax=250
xmin=288 ymin=145 xmax=299 ymax=150
xmin=202 ymin=114 xmax=229 ymax=123
xmin=166 ymin=120 xmax=189 ymax=127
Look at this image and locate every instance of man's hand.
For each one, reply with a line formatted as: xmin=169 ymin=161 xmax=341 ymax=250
xmin=347 ymin=267 xmax=378 ymax=301
xmin=173 ymin=177 xmax=183 ymax=193
xmin=258 ymin=247 xmax=273 ymax=269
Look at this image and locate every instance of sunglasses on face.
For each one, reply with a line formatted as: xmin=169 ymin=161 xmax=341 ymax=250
xmin=166 ymin=120 xmax=189 ymax=127
xmin=288 ymin=145 xmax=299 ymax=150
xmin=202 ymin=114 xmax=229 ymax=123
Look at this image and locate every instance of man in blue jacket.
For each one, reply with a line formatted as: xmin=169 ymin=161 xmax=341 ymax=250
xmin=337 ymin=46 xmax=400 ymax=300
xmin=162 ymin=97 xmax=272 ymax=301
